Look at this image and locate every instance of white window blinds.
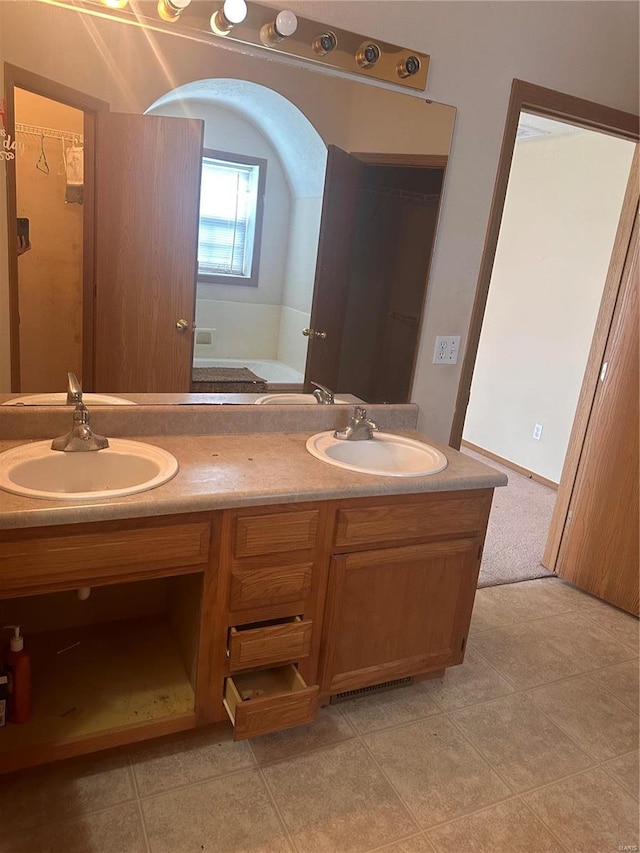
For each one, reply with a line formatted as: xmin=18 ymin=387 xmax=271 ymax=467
xmin=198 ymin=157 xmax=260 ymax=278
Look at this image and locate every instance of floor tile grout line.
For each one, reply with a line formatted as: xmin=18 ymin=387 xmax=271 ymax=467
xmin=127 ymin=754 xmax=152 ymax=853
xmin=517 ymin=791 xmax=573 ymax=853
xmin=259 ymin=735 xmax=421 ymax=853
xmin=522 ymin=673 xmax=640 ymax=758
xmin=447 ymin=687 xmax=596 ymax=769
xmin=600 ymin=761 xmax=640 ymax=802
xmin=365 ymin=829 xmax=435 ymax=853
xmin=586 ymin=667 xmax=640 ymax=715
xmin=355 ymin=731 xmax=429 ymax=836
xmin=129 ymin=761 xmax=262 ymax=803
xmin=256 ymin=764 xmax=298 ymax=853
xmin=421 ymin=791 xmax=570 ymax=852
xmin=439 ymin=706 xmax=520 ymax=796
xmin=578 ymin=609 xmax=640 ymax=650
xmin=515 ymin=688 xmax=604 ymax=764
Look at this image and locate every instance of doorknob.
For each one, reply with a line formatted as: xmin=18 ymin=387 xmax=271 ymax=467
xmin=176 ymin=319 xmax=190 ymax=331
xmin=302 ymin=328 xmax=327 ymax=339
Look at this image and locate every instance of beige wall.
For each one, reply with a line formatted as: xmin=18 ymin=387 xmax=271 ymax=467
xmin=463 ymin=128 xmax=635 ymax=482
xmin=15 ymin=90 xmax=84 ymax=391
xmin=0 ymin=1 xmax=637 ymax=440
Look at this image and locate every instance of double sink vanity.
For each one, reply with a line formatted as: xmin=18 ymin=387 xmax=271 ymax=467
xmin=0 ymin=397 xmax=506 ymax=773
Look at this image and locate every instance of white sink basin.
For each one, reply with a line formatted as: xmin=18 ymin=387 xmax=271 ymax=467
xmin=254 ymin=393 xmax=350 ymax=405
xmin=306 ymin=431 xmax=448 ymax=477
xmin=0 ymin=439 xmax=178 ymax=500
xmin=3 ymin=393 xmax=136 ymax=406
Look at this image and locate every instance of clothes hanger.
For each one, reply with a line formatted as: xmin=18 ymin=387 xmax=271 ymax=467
xmin=36 ymin=134 xmax=49 ymax=175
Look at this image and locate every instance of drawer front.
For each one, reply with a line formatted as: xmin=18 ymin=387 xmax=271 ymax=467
xmin=224 ymin=666 xmax=318 ymax=740
xmin=229 ymin=563 xmax=313 ymax=613
xmin=228 ymin=618 xmax=313 ymax=672
xmin=0 ymin=516 xmax=212 ymax=595
xmin=335 ymin=493 xmax=491 ymax=549
xmin=234 ymin=510 xmax=319 ymax=558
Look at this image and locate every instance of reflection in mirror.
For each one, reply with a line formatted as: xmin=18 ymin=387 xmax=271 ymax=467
xmin=4 ymin=2 xmax=455 ymax=403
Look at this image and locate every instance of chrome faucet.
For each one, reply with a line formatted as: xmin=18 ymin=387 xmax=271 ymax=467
xmin=51 ymin=373 xmax=109 ymax=452
xmin=334 ymin=406 xmax=379 ymax=441
xmin=311 ymin=382 xmax=335 ymax=404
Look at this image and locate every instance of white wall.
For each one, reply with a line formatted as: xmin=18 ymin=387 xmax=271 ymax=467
xmin=0 ymin=1 xmax=637 ymax=438
xmin=463 ymin=129 xmax=635 ymax=483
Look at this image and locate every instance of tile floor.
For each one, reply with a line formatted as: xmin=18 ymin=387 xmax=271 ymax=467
xmin=1 ymin=577 xmax=638 ymax=853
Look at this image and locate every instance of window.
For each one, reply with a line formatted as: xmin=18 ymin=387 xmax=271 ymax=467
xmin=197 ymin=149 xmax=266 ymax=287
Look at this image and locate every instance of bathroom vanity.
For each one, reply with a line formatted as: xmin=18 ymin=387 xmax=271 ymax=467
xmin=0 ymin=409 xmax=505 ymax=773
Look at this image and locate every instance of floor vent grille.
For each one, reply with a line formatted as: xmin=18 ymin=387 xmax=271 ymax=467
xmin=330 ymin=677 xmax=413 ymax=704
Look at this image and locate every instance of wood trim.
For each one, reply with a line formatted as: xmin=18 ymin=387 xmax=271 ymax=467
xmin=461 ymin=440 xmax=558 ymax=491
xmin=351 ymin=152 xmax=448 ymax=169
xmin=543 ymin=145 xmax=639 ymax=570
xmin=450 ymin=80 xmax=639 ymax=450
xmin=3 ymin=64 xmax=109 ymax=392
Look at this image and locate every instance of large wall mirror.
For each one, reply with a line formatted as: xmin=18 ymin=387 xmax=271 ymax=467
xmin=2 ymin=1 xmax=455 ymax=405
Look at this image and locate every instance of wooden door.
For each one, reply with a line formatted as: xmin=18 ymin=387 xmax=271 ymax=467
xmin=320 ymin=539 xmax=480 ymax=695
xmin=303 ymin=145 xmax=362 ymax=392
xmin=555 ymin=216 xmax=639 ymax=615
xmin=94 ymin=112 xmax=203 ymax=392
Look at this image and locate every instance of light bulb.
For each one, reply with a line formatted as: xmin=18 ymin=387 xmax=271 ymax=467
xmin=210 ymin=0 xmax=247 ymax=35
xmin=157 ymin=0 xmax=192 ymax=22
xmin=260 ymin=9 xmax=298 ymax=45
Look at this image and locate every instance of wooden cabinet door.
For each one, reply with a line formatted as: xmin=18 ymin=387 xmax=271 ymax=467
xmin=320 ymin=538 xmax=481 ymax=695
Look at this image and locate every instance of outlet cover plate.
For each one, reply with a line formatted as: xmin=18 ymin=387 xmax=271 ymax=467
xmin=433 ymin=335 xmax=461 ymax=364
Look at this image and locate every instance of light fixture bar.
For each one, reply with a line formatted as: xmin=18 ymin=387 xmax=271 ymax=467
xmin=76 ymin=0 xmax=430 ymax=90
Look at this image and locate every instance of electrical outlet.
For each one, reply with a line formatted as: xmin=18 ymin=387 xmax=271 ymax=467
xmin=433 ymin=335 xmax=461 ymax=364
xmin=533 ymin=423 xmax=543 ymax=441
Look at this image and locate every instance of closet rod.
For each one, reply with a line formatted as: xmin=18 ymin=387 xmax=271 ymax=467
xmin=15 ymin=122 xmax=83 ymax=144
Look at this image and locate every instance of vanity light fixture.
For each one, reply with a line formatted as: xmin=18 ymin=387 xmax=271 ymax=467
xmin=66 ymin=0 xmax=430 ymax=90
xmin=312 ymin=31 xmax=337 ymax=57
xmin=260 ymin=9 xmax=298 ymax=46
xmin=210 ymin=0 xmax=247 ymax=35
xmin=157 ymin=0 xmax=192 ymax=23
xmin=356 ymin=42 xmax=381 ymax=69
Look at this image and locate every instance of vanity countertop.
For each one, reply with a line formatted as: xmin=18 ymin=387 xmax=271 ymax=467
xmin=0 ymin=430 xmax=507 ymax=531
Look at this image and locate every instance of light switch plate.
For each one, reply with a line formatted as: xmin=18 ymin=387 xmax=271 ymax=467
xmin=433 ymin=335 xmax=461 ymax=364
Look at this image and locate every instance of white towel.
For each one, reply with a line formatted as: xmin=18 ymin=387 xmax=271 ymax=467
xmin=65 ymin=145 xmax=83 ymax=204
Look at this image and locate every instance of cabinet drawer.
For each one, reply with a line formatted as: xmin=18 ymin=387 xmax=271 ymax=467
xmin=228 ymin=617 xmax=312 ymax=672
xmin=234 ymin=510 xmax=319 ymax=558
xmin=0 ymin=515 xmax=212 ymax=596
xmin=229 ymin=563 xmax=313 ymax=613
xmin=335 ymin=492 xmax=491 ymax=549
xmin=223 ymin=665 xmax=318 ymax=740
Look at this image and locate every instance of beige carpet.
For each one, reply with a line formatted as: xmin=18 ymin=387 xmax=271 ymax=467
xmin=463 ymin=447 xmax=557 ymax=587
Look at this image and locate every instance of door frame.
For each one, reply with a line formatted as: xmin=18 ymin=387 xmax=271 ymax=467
xmin=448 ymin=79 xmax=639 ymax=572
xmin=4 ymin=64 xmax=109 ymax=391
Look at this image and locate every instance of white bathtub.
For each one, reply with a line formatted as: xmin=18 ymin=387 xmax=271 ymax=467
xmin=193 ymin=358 xmax=304 ymax=384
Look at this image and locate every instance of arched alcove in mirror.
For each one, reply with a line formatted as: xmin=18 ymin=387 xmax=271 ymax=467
xmin=146 ymin=79 xmax=328 ymax=395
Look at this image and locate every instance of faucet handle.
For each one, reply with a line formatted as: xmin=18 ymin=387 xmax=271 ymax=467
xmin=311 ymin=382 xmax=335 ymax=404
xmin=66 ymin=372 xmax=83 ymax=406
